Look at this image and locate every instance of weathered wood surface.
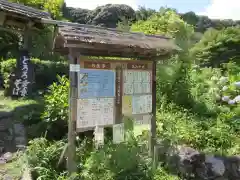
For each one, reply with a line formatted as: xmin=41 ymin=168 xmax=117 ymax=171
xmin=0 ymin=0 xmax=51 ymax=31
xmin=0 ymin=0 xmax=50 ymax=19
xmin=54 ymin=24 xmax=180 ymax=58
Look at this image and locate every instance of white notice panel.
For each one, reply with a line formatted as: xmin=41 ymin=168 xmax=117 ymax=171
xmin=94 ymin=126 xmax=104 ymax=146
xmin=123 ymin=70 xmax=151 ymax=95
xmin=113 ymin=123 xmax=125 ymax=144
xmin=77 ymin=98 xmax=115 ymax=129
xmin=132 ymin=95 xmax=152 ymax=114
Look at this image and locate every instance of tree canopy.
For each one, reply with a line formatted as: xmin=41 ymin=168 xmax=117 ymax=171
xmin=9 ymin=0 xmax=64 ymax=19
xmin=191 ymin=27 xmax=240 ymax=67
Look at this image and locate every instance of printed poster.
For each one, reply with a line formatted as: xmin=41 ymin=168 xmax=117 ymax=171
xmin=122 ymin=96 xmax=132 ymax=115
xmin=123 ymin=70 xmax=134 ymax=83
xmin=132 ymin=95 xmax=152 ymax=114
xmin=98 ymin=98 xmax=115 ymax=126
xmin=113 ymin=123 xmax=125 ymax=144
xmin=79 ymin=69 xmax=115 ymax=98
xmin=123 ymin=70 xmax=152 ymax=95
xmin=77 ymin=98 xmax=115 ymax=129
xmin=77 ymin=99 xmax=94 ymax=129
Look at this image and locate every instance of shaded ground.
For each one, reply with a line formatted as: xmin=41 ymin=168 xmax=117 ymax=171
xmin=0 ymin=90 xmax=39 ymax=179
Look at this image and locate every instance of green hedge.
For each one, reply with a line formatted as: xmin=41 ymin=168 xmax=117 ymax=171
xmin=0 ymin=58 xmax=68 ymax=94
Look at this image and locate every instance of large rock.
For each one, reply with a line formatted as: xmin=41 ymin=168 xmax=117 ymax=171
xmin=157 ymin=144 xmax=240 ymax=180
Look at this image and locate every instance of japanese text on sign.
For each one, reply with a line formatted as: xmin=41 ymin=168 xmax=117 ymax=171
xmin=12 ymin=51 xmax=32 ymax=97
xmin=84 ymin=62 xmax=111 ymax=69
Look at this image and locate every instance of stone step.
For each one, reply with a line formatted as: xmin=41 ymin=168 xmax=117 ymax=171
xmin=13 ymin=123 xmax=27 ymax=151
xmin=0 ymin=118 xmax=12 ymax=131
xmin=0 ymin=112 xmax=12 ymax=119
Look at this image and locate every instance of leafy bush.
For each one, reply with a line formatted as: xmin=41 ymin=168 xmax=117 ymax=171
xmin=0 ymin=58 xmax=68 ymax=94
xmin=82 ymin=143 xmax=152 ymax=180
xmin=157 ymin=103 xmax=240 ymax=155
xmin=26 ymin=138 xmax=68 ymax=179
xmin=191 ymin=27 xmax=240 ymax=67
xmin=26 ymin=136 xmax=180 ymax=180
xmin=42 ymin=75 xmax=69 ymax=123
xmin=157 ymin=62 xmax=240 ymax=155
xmin=41 ymin=75 xmax=69 ymax=139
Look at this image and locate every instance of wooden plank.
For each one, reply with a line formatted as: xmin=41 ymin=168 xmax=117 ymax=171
xmin=149 ymin=60 xmax=157 ymax=156
xmin=66 ymin=49 xmax=79 ymax=174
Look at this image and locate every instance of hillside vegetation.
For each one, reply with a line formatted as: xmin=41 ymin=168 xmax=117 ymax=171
xmin=0 ymin=1 xmax=240 ymax=179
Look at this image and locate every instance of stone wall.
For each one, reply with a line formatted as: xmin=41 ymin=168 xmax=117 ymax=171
xmin=157 ymin=143 xmax=240 ymax=180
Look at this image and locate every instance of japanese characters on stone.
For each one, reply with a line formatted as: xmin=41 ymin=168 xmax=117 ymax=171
xmin=12 ymin=50 xmax=33 ymax=97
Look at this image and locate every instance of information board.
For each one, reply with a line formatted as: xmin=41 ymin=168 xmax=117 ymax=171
xmin=79 ymin=69 xmax=115 ymax=98
xmin=122 ymin=62 xmax=152 ymax=116
xmin=76 ymin=59 xmax=153 ymax=132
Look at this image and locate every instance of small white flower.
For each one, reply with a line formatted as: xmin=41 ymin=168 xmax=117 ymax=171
xmin=234 ymin=81 xmax=240 ymax=88
xmin=222 ymin=86 xmax=228 ymax=91
xmin=228 ymin=99 xmax=235 ymax=105
xmin=219 ymin=76 xmax=228 ymax=84
xmin=222 ymin=96 xmax=230 ymax=102
xmin=234 ymin=95 xmax=240 ymax=103
xmin=193 ymin=65 xmax=199 ymax=69
xmin=211 ymin=76 xmax=218 ymax=81
xmin=215 ymin=94 xmax=221 ymax=100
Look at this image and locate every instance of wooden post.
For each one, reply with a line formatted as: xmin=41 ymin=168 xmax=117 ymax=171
xmin=22 ymin=22 xmax=33 ymax=49
xmin=149 ymin=60 xmax=157 ymax=156
xmin=153 ymin=145 xmax=159 ymax=170
xmin=67 ymin=49 xmax=79 ymax=174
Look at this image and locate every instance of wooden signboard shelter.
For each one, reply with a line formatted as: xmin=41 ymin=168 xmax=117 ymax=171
xmin=0 ymin=0 xmax=180 ymax=175
xmin=48 ymin=20 xmax=180 ymax=174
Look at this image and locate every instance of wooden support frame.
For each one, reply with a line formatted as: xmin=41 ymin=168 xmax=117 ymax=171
xmin=67 ymin=49 xmax=80 ymax=174
xmin=66 ymin=55 xmax=158 ymax=175
xmin=150 ymin=60 xmax=157 ymax=156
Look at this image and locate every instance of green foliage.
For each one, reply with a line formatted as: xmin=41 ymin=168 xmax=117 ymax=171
xmin=157 ymin=104 xmax=240 ymax=155
xmin=0 ymin=31 xmax=19 ymax=60
xmin=191 ymin=27 xmax=240 ymax=67
xmin=9 ymin=0 xmax=64 ymax=19
xmin=62 ymin=4 xmax=240 ymax=32
xmin=131 ymin=10 xmax=194 ymax=110
xmin=0 ymin=58 xmax=68 ymax=93
xmin=157 ymin=64 xmax=240 ymax=155
xmin=135 ymin=6 xmax=156 ymax=21
xmin=1 ymin=2 xmax=240 ymax=180
xmin=26 ymin=138 xmax=68 ymax=179
xmin=131 ymin=10 xmax=194 ymax=40
xmin=82 ymin=143 xmax=152 ymax=180
xmin=42 ymin=75 xmax=69 ymax=123
xmin=25 ymin=135 xmax=181 ymax=180
xmin=63 ymin=4 xmax=136 ymax=28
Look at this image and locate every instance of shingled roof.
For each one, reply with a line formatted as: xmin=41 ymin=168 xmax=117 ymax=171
xmin=51 ymin=20 xmax=180 ymax=59
xmin=0 ymin=0 xmax=179 ymax=59
xmin=0 ymin=0 xmax=50 ymax=19
xmin=0 ymin=0 xmax=51 ymax=29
